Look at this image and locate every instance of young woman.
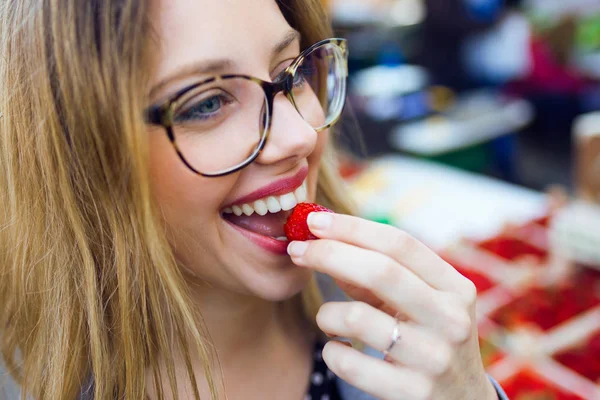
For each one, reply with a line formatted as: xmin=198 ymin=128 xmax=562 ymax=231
xmin=0 ymin=0 xmax=509 ymax=399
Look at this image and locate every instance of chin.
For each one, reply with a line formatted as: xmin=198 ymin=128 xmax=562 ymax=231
xmin=244 ymin=263 xmax=314 ymax=302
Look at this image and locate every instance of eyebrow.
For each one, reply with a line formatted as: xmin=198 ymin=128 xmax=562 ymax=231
xmin=150 ymin=29 xmax=302 ymax=99
xmin=150 ymin=60 xmax=235 ymax=98
xmin=271 ymin=29 xmax=301 ymax=59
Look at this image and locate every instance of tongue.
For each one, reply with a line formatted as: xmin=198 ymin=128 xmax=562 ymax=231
xmin=225 ymin=211 xmax=290 ymax=238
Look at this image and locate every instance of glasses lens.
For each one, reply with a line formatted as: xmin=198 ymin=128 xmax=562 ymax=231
xmin=291 ymin=42 xmax=347 ymax=130
xmin=171 ymin=77 xmax=268 ymax=175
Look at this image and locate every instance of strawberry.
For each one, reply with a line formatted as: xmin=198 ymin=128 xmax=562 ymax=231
xmin=284 ymin=203 xmax=333 ymax=241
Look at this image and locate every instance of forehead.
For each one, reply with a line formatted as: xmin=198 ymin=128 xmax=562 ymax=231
xmin=151 ymin=0 xmax=294 ymax=81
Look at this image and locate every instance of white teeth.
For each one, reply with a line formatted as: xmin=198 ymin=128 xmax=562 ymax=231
xmin=253 ymin=199 xmax=268 ymax=216
xmin=294 ymin=184 xmax=307 ymax=203
xmin=279 ymin=193 xmax=297 ymax=211
xmin=266 ymin=196 xmax=282 ymax=213
xmin=224 ymin=179 xmax=307 ymax=216
xmin=242 ymin=204 xmax=254 ymax=216
xmin=275 ymin=236 xmax=288 ymax=241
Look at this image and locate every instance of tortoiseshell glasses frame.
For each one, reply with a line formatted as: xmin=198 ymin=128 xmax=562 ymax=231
xmin=145 ymin=38 xmax=348 ymax=177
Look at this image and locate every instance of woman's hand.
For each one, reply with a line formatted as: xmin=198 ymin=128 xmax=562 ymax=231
xmin=287 ymin=212 xmax=498 ymax=400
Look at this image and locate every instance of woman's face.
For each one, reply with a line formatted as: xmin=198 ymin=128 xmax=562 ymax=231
xmin=147 ymin=0 xmax=328 ymax=301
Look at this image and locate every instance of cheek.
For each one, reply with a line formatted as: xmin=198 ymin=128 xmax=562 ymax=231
xmin=147 ymin=129 xmax=231 ymax=226
xmin=306 ymin=130 xmax=330 ymax=198
xmin=309 ymin=129 xmax=329 ymax=164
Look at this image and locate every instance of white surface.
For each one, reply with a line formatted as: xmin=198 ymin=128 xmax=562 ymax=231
xmin=352 ymin=65 xmax=429 ymax=98
xmin=349 ymin=156 xmax=548 ymax=249
xmin=390 ymin=97 xmax=534 ymax=156
xmin=331 ymin=0 xmax=425 ymax=27
xmin=463 ymin=12 xmax=532 ymax=83
xmin=574 ymin=111 xmax=600 ymax=139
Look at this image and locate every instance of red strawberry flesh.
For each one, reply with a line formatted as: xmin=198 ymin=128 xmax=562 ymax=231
xmin=285 ymin=203 xmax=333 ymax=241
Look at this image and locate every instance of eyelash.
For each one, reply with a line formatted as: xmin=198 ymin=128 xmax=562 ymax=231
xmin=176 ymin=92 xmax=235 ymax=122
xmin=272 ymin=58 xmax=297 ymax=80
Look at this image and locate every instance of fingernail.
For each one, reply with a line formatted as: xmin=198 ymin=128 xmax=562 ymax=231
xmin=308 ymin=212 xmax=332 ymax=230
xmin=287 ymin=241 xmax=308 ymax=257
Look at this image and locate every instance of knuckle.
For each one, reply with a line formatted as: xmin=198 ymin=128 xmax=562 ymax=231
xmin=431 ymin=343 xmax=453 ymax=377
xmin=344 ymin=302 xmax=368 ymax=333
xmin=345 ymin=216 xmax=362 ymax=235
xmin=315 ymin=240 xmax=336 ymax=263
xmin=438 ymin=295 xmax=473 ymax=343
xmin=336 ymin=353 xmax=360 ymax=382
xmin=372 ymin=259 xmax=403 ymax=290
xmin=391 ymin=230 xmax=417 ymax=253
xmin=460 ymin=279 xmax=478 ymax=306
xmin=449 ymin=310 xmax=472 ymax=343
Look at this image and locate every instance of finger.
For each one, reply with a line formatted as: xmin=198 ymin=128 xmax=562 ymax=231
xmin=322 ymin=341 xmax=433 ymax=400
xmin=289 ymin=240 xmax=472 ymax=342
xmin=317 ymin=301 xmax=453 ymax=377
xmin=307 ymin=212 xmax=472 ymax=294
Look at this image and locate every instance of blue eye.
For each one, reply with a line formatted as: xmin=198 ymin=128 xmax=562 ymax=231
xmin=197 ymin=96 xmax=221 ymax=114
xmin=176 ymin=93 xmax=232 ymax=122
xmin=292 ymin=71 xmax=307 ymax=88
xmin=294 ymin=62 xmax=319 ymax=88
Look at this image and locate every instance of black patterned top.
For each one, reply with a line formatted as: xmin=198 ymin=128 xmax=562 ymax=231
xmin=305 ymin=341 xmax=342 ymax=400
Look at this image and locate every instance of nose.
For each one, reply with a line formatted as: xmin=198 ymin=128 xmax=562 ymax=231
xmin=254 ymin=94 xmax=318 ymax=167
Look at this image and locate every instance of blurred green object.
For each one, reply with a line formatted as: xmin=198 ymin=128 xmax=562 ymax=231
xmin=577 ymin=14 xmax=600 ymax=52
xmin=366 ymin=214 xmax=393 ymax=226
xmin=421 ymin=143 xmax=489 ymax=173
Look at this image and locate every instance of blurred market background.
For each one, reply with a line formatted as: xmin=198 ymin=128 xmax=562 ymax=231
xmin=328 ymin=0 xmax=600 ymax=190
xmin=323 ymin=0 xmax=600 ymax=399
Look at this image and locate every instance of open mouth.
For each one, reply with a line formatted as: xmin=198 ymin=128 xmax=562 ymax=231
xmin=221 ymin=180 xmax=308 ymax=243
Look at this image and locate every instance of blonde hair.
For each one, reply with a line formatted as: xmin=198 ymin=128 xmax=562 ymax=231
xmin=0 ymin=0 xmax=353 ymax=399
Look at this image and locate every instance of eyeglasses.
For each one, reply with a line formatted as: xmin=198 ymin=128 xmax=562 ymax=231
xmin=145 ymin=38 xmax=348 ymax=177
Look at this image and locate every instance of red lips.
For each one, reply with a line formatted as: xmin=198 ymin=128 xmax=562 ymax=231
xmin=224 ymin=166 xmax=308 ymax=208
